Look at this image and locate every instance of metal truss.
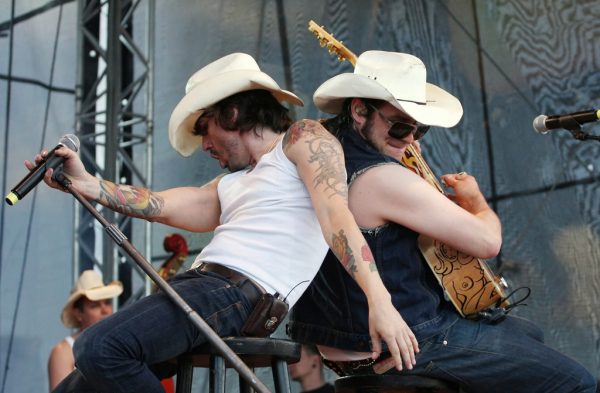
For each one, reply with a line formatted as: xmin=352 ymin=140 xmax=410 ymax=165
xmin=74 ymin=0 xmax=155 ymax=302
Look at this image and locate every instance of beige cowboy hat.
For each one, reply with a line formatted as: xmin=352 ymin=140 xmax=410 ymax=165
xmin=168 ymin=52 xmax=304 ymax=157
xmin=313 ymin=51 xmax=463 ymax=128
xmin=61 ymin=270 xmax=123 ymax=328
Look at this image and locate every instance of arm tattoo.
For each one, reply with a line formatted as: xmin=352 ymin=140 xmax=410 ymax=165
xmin=285 ymin=120 xmax=347 ymax=200
xmin=331 ymin=230 xmax=357 ymax=278
xmin=282 ymin=121 xmax=305 ymax=146
xmin=361 ymin=244 xmax=378 ymax=272
xmin=97 ymin=181 xmax=164 ymax=219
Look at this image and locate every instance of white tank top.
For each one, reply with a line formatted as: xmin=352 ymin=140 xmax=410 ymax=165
xmin=192 ymin=139 xmax=329 ymax=307
xmin=64 ymin=335 xmax=75 ymax=348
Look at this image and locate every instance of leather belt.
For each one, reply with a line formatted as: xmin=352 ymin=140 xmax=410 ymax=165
xmin=198 ymin=263 xmax=266 ymax=307
xmin=323 ymin=352 xmax=392 ymax=377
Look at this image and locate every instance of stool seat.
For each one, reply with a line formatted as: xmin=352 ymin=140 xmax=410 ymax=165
xmin=334 ymin=374 xmax=459 ymax=393
xmin=176 ymin=337 xmax=301 ymax=393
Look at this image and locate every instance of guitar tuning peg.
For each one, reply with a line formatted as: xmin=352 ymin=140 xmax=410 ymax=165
xmin=319 ymin=39 xmax=327 ymax=47
xmin=326 ymin=42 xmax=334 ymax=49
xmin=337 ymin=55 xmax=346 ymax=62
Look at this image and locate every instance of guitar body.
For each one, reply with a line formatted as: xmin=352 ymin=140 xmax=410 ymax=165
xmin=418 ymin=236 xmax=507 ymax=317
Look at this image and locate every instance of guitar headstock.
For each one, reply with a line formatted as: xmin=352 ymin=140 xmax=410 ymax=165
xmin=308 ymin=20 xmax=357 ymax=66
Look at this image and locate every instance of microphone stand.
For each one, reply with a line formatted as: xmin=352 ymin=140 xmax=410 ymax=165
xmin=561 ymin=116 xmax=600 ymax=142
xmin=54 ymin=172 xmax=272 ymax=393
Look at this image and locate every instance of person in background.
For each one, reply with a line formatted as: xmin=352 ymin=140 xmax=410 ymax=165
xmin=48 ymin=270 xmax=122 ymax=391
xmin=288 ymin=344 xmax=334 ymax=393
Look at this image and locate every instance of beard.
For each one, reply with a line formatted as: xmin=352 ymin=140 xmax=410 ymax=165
xmin=357 ymin=115 xmax=380 ymax=152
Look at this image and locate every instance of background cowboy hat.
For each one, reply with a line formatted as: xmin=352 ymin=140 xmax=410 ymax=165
xmin=61 ymin=270 xmax=123 ymax=328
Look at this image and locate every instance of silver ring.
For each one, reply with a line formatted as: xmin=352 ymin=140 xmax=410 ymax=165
xmin=458 ymin=171 xmax=467 ymax=176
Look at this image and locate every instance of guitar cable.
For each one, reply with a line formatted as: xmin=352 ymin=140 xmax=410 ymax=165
xmin=476 ymin=286 xmax=531 ymax=324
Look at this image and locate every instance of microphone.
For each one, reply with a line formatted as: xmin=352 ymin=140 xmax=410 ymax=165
xmin=533 ymin=109 xmax=600 ymax=134
xmin=5 ymin=134 xmax=80 ymax=206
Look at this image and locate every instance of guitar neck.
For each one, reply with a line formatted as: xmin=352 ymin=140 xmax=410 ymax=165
xmin=405 ymin=145 xmax=445 ymax=194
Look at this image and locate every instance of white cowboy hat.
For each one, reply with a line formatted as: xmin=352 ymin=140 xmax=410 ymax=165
xmin=61 ymin=270 xmax=123 ymax=328
xmin=168 ymin=52 xmax=304 ymax=156
xmin=313 ymin=51 xmax=463 ymax=128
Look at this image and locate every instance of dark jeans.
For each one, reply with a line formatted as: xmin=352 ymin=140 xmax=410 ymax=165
xmin=70 ymin=268 xmax=253 ymax=393
xmin=330 ymin=316 xmax=596 ymax=393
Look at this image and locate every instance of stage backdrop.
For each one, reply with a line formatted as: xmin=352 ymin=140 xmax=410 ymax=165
xmin=1 ymin=1 xmax=599 ymax=392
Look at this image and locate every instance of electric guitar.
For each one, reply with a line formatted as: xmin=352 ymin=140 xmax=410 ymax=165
xmin=308 ymin=20 xmax=509 ymax=317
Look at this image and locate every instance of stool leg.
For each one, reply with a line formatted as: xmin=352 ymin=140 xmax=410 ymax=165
xmin=272 ymin=359 xmax=292 ymax=393
xmin=175 ymin=359 xmax=193 ymax=393
xmin=209 ymin=356 xmax=226 ymax=393
xmin=238 ymin=368 xmax=253 ymax=393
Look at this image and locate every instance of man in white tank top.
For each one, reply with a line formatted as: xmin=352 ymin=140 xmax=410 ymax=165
xmin=31 ymin=53 xmax=411 ymax=393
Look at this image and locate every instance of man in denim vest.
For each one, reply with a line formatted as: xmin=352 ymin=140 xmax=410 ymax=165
xmin=289 ymin=51 xmax=596 ymax=392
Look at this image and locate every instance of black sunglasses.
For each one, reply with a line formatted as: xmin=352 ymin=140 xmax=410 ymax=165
xmin=367 ymin=104 xmax=430 ymax=140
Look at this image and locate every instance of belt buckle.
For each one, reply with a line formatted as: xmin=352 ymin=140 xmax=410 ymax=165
xmin=200 ymin=263 xmax=235 ymax=280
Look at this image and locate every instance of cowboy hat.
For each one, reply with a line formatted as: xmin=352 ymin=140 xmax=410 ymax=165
xmin=168 ymin=52 xmax=304 ymax=157
xmin=61 ymin=270 xmax=123 ymax=328
xmin=313 ymin=51 xmax=463 ymax=128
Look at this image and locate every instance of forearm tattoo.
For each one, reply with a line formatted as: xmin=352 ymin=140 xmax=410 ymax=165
xmin=361 ymin=244 xmax=378 ymax=272
xmin=97 ymin=181 xmax=164 ymax=219
xmin=331 ymin=229 xmax=357 ymax=278
xmin=285 ymin=120 xmax=347 ymax=200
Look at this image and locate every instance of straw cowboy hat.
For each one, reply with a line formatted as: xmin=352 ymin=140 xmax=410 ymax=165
xmin=61 ymin=270 xmax=123 ymax=328
xmin=313 ymin=50 xmax=463 ymax=128
xmin=168 ymin=52 xmax=304 ymax=157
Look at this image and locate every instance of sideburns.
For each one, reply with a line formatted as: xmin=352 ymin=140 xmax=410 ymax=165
xmin=356 ymin=115 xmax=381 ymax=152
xmin=356 ymin=115 xmax=374 ymax=141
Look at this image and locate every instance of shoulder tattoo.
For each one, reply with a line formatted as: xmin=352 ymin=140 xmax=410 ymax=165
xmin=284 ymin=120 xmax=347 ymax=200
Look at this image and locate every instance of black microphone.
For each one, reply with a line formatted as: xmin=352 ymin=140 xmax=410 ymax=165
xmin=5 ymin=134 xmax=80 ymax=206
xmin=533 ymin=109 xmax=600 ymax=134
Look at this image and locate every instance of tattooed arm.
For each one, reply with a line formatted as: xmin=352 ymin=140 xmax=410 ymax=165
xmin=28 ymin=145 xmax=222 ymax=232
xmin=283 ymin=119 xmax=419 ymax=371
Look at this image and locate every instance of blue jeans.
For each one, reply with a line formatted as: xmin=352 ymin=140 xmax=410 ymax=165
xmin=333 ymin=316 xmax=596 ymax=393
xmin=72 ymin=268 xmax=253 ymax=393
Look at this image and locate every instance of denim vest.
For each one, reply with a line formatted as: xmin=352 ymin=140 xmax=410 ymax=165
xmin=288 ymin=129 xmax=458 ymax=352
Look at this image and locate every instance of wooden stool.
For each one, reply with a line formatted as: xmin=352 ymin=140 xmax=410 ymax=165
xmin=175 ymin=337 xmax=301 ymax=393
xmin=334 ymin=374 xmax=459 ymax=393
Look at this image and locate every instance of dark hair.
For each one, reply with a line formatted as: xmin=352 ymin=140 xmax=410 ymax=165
xmin=193 ymin=90 xmax=293 ymax=137
xmin=321 ymin=98 xmax=382 ymax=140
xmin=73 ymin=296 xmax=86 ymax=312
